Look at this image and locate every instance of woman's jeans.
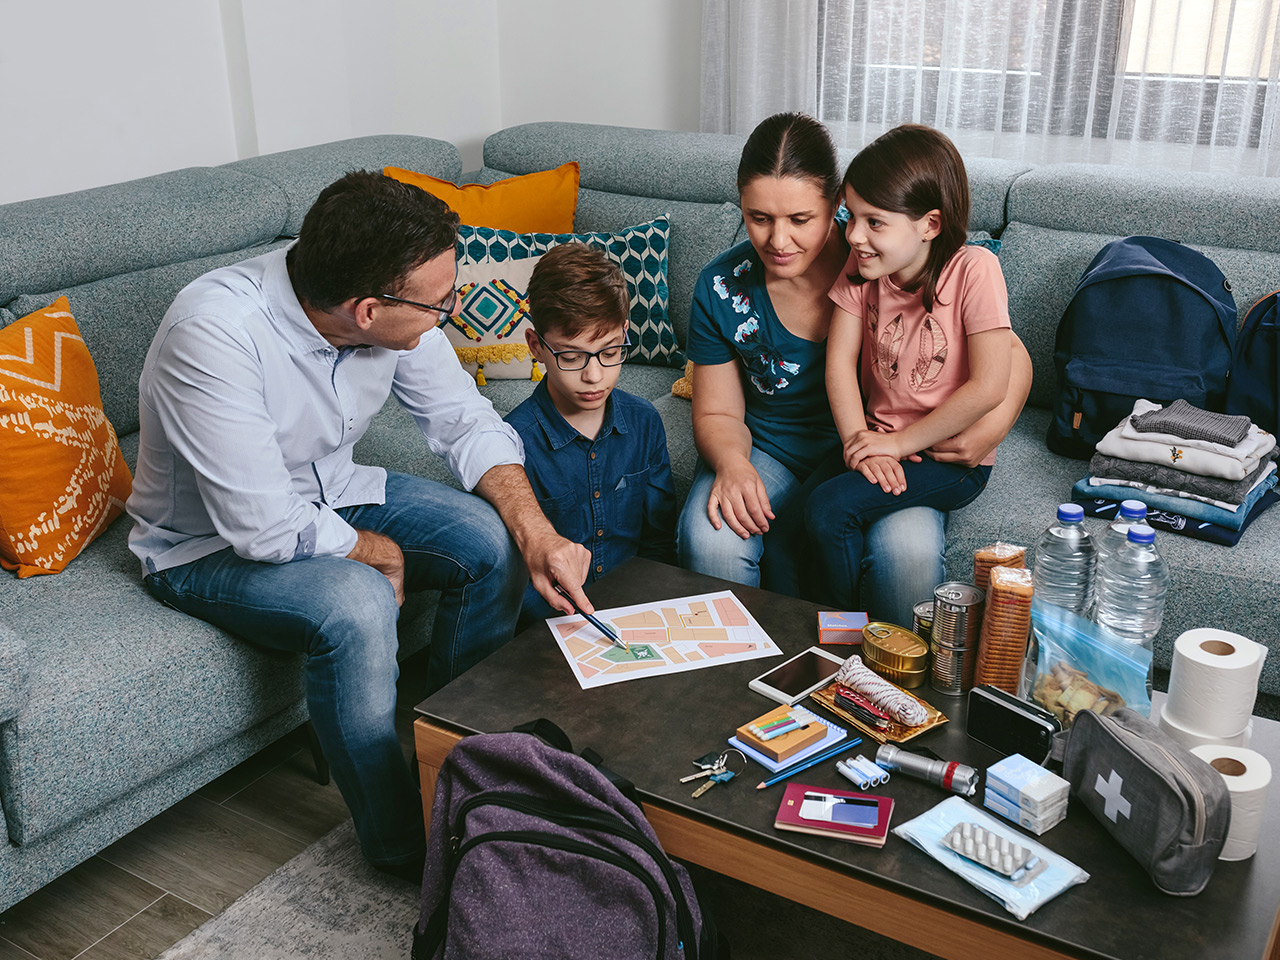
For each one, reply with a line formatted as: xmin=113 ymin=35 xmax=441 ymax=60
xmin=143 ymin=472 xmax=525 ymax=871
xmin=677 ymin=448 xmax=951 ymax=625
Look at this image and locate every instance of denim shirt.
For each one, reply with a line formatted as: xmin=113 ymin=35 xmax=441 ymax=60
xmin=505 ymin=382 xmax=676 ymax=590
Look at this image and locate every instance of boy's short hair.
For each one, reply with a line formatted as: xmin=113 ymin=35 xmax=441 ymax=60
xmin=527 ymin=243 xmax=630 ymax=340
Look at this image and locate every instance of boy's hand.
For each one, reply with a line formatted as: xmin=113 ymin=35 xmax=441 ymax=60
xmin=844 ymin=429 xmax=904 ymax=469
xmin=857 ymin=455 xmax=907 ymax=495
xmin=706 ymin=456 xmax=774 ymax=539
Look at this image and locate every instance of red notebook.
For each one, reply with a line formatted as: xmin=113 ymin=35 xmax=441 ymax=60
xmin=773 ymin=782 xmax=894 ymax=848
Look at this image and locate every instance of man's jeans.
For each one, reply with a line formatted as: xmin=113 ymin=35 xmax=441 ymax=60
xmin=676 ymin=448 xmax=948 ymax=624
xmin=144 ymin=472 xmax=525 ymax=871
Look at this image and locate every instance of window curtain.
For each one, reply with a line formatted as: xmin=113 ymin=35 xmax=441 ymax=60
xmin=701 ymin=0 xmax=1280 ymax=176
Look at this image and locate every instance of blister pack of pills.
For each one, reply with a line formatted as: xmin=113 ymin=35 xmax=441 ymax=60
xmin=942 ymin=822 xmax=1047 ymax=886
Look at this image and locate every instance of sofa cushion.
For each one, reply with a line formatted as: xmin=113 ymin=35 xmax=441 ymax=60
xmin=387 ymin=162 xmax=579 ymax=233
xmin=6 ymin=241 xmax=291 ymax=436
xmin=0 ymin=168 xmax=287 ymax=304
xmin=227 ymin=135 xmax=464 ymax=236
xmin=0 ymin=298 xmax=132 ymax=577
xmin=945 ymin=407 xmax=1280 ymax=695
xmin=0 ymin=622 xmax=27 ymax=726
xmin=456 ymin=218 xmax=681 ymax=367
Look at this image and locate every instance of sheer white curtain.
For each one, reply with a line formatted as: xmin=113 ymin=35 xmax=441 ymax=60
xmin=701 ymin=0 xmax=1280 ymax=175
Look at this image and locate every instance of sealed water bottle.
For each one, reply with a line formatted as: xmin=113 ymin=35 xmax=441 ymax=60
xmin=1031 ymin=503 xmax=1097 ymax=616
xmin=1096 ymin=499 xmax=1148 ymax=566
xmin=1094 ymin=524 xmax=1169 ymax=647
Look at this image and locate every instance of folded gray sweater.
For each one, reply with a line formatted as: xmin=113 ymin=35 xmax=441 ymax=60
xmin=1129 ymin=398 xmax=1252 ymax=446
xmin=1088 ymin=448 xmax=1278 ymax=504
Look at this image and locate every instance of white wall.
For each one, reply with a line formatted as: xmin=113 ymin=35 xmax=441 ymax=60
xmin=496 ymin=0 xmax=703 ymax=134
xmin=0 ymin=2 xmax=239 ymax=204
xmin=0 ymin=0 xmax=699 ymax=205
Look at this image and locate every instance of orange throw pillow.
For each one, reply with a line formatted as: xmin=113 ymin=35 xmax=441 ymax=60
xmin=385 ymin=161 xmax=580 ymax=233
xmin=0 ymin=297 xmax=132 ymax=577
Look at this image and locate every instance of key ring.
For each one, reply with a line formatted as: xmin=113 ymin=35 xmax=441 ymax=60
xmin=719 ymin=748 xmax=747 ymax=776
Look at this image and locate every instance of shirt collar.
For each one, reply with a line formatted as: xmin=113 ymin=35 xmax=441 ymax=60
xmin=264 ymin=246 xmax=339 ymax=355
xmin=529 ymin=379 xmax=629 ymax=450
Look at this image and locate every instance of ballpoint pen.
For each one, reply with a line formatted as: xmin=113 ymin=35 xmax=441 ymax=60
xmin=554 ymin=583 xmax=627 ymax=652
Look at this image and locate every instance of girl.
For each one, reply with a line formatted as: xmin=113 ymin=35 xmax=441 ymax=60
xmin=805 ymin=124 xmax=1014 ymax=609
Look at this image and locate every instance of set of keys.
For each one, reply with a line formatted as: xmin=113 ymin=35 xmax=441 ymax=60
xmin=680 ymin=748 xmax=746 ymax=798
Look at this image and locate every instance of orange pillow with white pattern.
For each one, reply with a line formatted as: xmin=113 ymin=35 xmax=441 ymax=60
xmin=384 ymin=162 xmax=579 ymax=233
xmin=0 ymin=297 xmax=132 ymax=577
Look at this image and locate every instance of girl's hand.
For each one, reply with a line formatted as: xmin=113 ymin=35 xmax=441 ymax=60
xmin=857 ymin=455 xmax=907 ymax=494
xmin=706 ymin=457 xmax=775 ymax=539
xmin=845 ymin=429 xmax=904 ymax=467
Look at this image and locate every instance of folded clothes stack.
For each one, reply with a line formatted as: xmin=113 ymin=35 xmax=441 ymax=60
xmin=1072 ymin=398 xmax=1279 ymax=546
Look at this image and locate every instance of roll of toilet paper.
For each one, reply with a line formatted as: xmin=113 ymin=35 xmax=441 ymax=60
xmin=1166 ymin=629 xmax=1266 ymax=738
xmin=1158 ymin=704 xmax=1252 ymax=750
xmin=1190 ymin=745 xmax=1272 ymax=861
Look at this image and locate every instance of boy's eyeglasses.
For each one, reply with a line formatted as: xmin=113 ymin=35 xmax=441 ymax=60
xmin=536 ymin=332 xmax=631 ymax=371
xmin=370 ymin=289 xmax=459 ymax=323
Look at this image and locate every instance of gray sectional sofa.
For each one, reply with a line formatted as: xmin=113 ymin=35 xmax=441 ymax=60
xmin=2 ymin=121 xmax=1278 ymax=910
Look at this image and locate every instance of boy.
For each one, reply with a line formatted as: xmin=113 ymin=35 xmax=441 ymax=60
xmin=505 ymin=243 xmax=677 ymax=624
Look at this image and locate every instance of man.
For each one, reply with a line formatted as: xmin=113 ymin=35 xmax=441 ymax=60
xmin=126 ymin=171 xmax=591 ymax=879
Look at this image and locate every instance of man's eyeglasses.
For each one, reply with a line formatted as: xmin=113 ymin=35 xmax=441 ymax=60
xmin=536 ymin=332 xmax=631 ymax=371
xmin=368 ymin=288 xmax=459 ymax=322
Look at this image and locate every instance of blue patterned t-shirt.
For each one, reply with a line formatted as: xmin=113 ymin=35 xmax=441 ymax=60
xmin=686 ymin=239 xmax=839 ymax=478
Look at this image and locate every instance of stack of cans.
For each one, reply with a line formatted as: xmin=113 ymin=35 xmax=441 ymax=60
xmin=929 ymin=582 xmax=985 ymax=696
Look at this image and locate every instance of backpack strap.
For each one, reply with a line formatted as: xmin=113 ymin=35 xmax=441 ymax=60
xmin=513 ymin=719 xmax=642 ymax=807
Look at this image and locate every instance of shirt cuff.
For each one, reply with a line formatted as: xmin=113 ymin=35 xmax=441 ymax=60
xmin=302 ymin=505 xmax=360 ymax=560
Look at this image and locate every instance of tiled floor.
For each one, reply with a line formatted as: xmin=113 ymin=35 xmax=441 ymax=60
xmin=0 ymin=668 xmax=423 ymax=960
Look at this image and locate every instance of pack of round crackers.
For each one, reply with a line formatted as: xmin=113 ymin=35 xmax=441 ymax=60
xmin=973 ymin=541 xmax=1027 ymax=595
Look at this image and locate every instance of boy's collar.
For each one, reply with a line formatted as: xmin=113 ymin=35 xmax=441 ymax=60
xmin=530 ymin=379 xmax=628 ymax=449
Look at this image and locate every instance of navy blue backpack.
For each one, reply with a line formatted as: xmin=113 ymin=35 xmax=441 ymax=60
xmin=1047 ymin=236 xmax=1237 ymax=459
xmin=1225 ymin=291 xmax=1279 ymax=436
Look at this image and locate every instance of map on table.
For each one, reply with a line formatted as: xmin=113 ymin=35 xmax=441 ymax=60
xmin=547 ymin=590 xmax=782 ymax=689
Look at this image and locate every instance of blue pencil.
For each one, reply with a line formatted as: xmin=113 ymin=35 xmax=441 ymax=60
xmin=554 ymin=583 xmax=627 ymax=651
xmin=754 ymin=737 xmax=863 ymax=789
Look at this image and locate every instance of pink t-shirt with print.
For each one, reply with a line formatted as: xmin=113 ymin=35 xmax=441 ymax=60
xmin=828 ymin=244 xmax=1011 ymax=467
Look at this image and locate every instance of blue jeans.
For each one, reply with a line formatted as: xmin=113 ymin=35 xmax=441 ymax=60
xmin=806 ymin=459 xmax=990 ymax=614
xmin=676 ymin=449 xmax=949 ymax=622
xmin=143 ymin=472 xmax=525 ymax=870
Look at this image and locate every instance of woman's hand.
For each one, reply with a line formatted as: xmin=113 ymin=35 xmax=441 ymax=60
xmin=857 ymin=455 xmax=907 ymax=494
xmin=844 ymin=429 xmax=904 ymax=469
xmin=706 ymin=455 xmax=775 ymax=539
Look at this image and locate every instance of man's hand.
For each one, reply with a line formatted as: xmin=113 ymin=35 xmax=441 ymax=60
xmin=706 ymin=455 xmax=774 ymax=539
xmin=857 ymin=455 xmax=907 ymax=494
xmin=521 ymin=528 xmax=592 ymax=616
xmin=844 ymin=429 xmax=905 ymax=470
xmin=347 ymin=529 xmax=406 ymax=606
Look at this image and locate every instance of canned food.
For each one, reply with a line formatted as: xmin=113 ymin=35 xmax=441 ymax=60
xmin=929 ymin=639 xmax=977 ymax=696
xmin=863 ymin=659 xmax=930 ymax=689
xmin=861 ymin=622 xmax=930 ymax=672
xmin=932 ymin=582 xmax=985 ymax=650
xmin=912 ymin=600 xmax=935 ymax=641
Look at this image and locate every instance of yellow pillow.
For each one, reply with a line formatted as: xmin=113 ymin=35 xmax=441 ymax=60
xmin=0 ymin=297 xmax=132 ymax=577
xmin=385 ymin=162 xmax=580 ymax=233
xmin=671 ymin=359 xmax=694 ymax=400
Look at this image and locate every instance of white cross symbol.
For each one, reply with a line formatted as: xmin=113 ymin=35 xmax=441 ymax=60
xmin=1095 ymin=769 xmax=1132 ymax=822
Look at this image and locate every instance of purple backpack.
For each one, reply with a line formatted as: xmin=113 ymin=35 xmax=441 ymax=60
xmin=413 ymin=720 xmax=726 ymax=960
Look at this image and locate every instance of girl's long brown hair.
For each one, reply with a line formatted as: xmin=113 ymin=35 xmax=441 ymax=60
xmin=843 ymin=124 xmax=970 ymax=312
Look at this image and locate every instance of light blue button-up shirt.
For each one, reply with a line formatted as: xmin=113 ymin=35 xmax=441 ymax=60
xmin=127 ymin=247 xmax=523 ymax=575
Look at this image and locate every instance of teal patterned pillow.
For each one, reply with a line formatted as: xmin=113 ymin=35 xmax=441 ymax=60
xmin=456 ymin=216 xmax=682 ymax=366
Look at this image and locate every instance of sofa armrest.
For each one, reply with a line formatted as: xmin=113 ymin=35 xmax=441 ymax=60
xmin=0 ymin=622 xmax=29 ymax=725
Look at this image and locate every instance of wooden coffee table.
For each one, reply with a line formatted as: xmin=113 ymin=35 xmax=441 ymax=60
xmin=414 ymin=558 xmax=1280 ymax=960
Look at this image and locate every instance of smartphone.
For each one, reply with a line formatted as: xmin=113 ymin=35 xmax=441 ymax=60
xmin=798 ymin=793 xmax=880 ymax=828
xmin=748 ymin=646 xmax=845 ymax=705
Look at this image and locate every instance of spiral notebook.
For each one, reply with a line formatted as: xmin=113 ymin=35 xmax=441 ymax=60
xmin=729 ymin=713 xmax=848 ymax=774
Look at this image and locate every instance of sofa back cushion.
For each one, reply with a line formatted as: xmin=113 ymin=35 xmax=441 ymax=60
xmin=0 ymin=168 xmax=288 ymax=305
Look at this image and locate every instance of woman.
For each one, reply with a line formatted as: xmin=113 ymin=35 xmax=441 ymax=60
xmin=676 ymin=112 xmax=1032 ymax=624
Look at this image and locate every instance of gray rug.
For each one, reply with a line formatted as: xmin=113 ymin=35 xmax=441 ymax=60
xmin=158 ymin=820 xmax=936 ymax=960
xmin=157 ymin=820 xmax=417 ymax=959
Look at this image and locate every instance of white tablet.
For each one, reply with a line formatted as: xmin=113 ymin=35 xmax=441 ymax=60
xmin=748 ymin=646 xmax=845 ymax=705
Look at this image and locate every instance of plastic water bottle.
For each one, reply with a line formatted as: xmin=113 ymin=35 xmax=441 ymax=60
xmin=1031 ymin=503 xmax=1097 ymax=616
xmin=1094 ymin=524 xmax=1169 ymax=646
xmin=1096 ymin=499 xmax=1148 ymax=567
